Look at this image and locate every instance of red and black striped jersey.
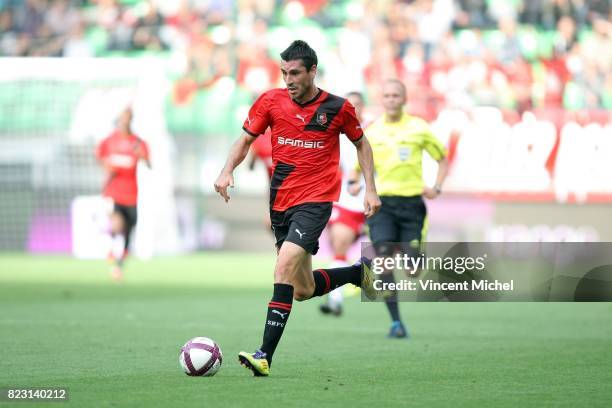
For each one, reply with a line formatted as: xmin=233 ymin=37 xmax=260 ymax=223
xmin=96 ymin=131 xmax=149 ymax=206
xmin=243 ymin=88 xmax=363 ymax=211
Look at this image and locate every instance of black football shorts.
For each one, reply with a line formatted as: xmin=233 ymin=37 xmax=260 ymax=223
xmin=270 ymin=202 xmax=332 ymax=255
xmin=113 ymin=202 xmax=138 ymax=229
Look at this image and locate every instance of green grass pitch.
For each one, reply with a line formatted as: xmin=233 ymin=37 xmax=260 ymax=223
xmin=1 ymin=254 xmax=611 ymax=407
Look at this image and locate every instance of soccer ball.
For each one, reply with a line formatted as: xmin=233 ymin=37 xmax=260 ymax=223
xmin=179 ymin=337 xmax=223 ymax=377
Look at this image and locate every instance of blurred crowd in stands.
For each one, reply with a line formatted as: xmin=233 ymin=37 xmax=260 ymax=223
xmin=1 ymin=0 xmax=611 ymax=114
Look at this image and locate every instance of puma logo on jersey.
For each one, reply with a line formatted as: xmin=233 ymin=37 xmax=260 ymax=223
xmin=295 ymin=229 xmax=306 ymax=239
xmin=295 ymin=114 xmax=306 ymax=124
xmin=246 ymin=116 xmax=253 ymax=126
xmin=272 ymin=310 xmax=288 ymax=319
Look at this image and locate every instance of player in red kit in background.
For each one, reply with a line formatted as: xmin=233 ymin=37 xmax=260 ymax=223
xmin=96 ymin=107 xmax=151 ymax=282
xmin=248 ymin=128 xmax=273 ymax=179
xmin=214 ymin=40 xmax=381 ymax=377
xmin=247 ymin=128 xmax=274 ymax=231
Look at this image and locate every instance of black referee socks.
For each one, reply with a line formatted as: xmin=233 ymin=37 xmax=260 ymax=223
xmin=380 ymin=272 xmax=401 ymax=322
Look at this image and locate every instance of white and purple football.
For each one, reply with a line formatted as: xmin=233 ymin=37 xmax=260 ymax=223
xmin=179 ymin=337 xmax=223 ymax=377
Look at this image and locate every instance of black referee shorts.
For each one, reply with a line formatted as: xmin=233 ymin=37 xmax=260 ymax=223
xmin=367 ymin=195 xmax=427 ymax=252
xmin=270 ymin=202 xmax=332 ymax=255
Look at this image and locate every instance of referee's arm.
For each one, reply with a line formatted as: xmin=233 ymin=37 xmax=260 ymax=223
xmin=423 ymin=156 xmax=448 ymax=199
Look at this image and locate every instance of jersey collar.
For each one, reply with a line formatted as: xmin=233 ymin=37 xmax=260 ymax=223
xmin=290 ymin=88 xmax=324 ymax=107
xmin=384 ymin=111 xmax=407 ymax=124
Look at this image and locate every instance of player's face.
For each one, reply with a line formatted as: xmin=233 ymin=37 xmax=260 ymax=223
xmin=281 ymin=59 xmax=316 ymax=102
xmin=118 ymin=109 xmax=133 ymax=133
xmin=381 ymin=82 xmax=406 ymax=116
xmin=347 ymin=94 xmax=364 ymax=121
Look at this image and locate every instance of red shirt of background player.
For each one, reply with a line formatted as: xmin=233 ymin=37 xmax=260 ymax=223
xmin=251 ymin=128 xmax=274 ymax=178
xmin=96 ymin=131 xmax=150 ymax=206
xmin=243 ymin=88 xmax=363 ymax=211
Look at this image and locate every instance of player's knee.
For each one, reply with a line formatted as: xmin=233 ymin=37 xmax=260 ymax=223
xmin=110 ymin=213 xmax=124 ymax=234
xmin=275 ymin=247 xmax=303 ymax=279
xmin=274 ymin=260 xmax=298 ymax=283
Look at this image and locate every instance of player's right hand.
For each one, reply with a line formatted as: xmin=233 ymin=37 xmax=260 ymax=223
xmin=214 ymin=172 xmax=234 ymax=203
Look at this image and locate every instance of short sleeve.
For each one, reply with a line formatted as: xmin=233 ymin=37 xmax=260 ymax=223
xmin=421 ymin=122 xmax=446 ymax=161
xmin=340 ymin=101 xmax=364 ymax=142
xmin=243 ymin=91 xmax=272 ymax=137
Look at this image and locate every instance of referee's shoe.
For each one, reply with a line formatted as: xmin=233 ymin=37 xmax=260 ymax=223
xmin=388 ymin=321 xmax=410 ymax=339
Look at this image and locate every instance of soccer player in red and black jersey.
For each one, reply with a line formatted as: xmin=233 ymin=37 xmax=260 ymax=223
xmin=214 ymin=40 xmax=381 ymax=377
xmin=96 ymin=107 xmax=150 ymax=281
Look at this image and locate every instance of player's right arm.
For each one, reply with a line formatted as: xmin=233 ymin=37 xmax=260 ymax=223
xmin=215 ymin=91 xmax=272 ymax=202
xmin=95 ymin=137 xmax=117 ymax=178
xmin=214 ymin=132 xmax=257 ymax=203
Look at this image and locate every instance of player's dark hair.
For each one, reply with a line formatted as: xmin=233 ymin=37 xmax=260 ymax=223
xmin=280 ymin=40 xmax=318 ymax=71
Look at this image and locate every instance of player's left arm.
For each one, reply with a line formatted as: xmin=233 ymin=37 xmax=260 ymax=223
xmin=340 ymin=100 xmax=381 ymax=217
xmin=353 ymin=136 xmax=381 ymax=217
xmin=421 ymin=126 xmax=448 ymax=199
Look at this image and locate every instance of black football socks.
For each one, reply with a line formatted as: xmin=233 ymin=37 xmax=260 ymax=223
xmin=260 ymin=283 xmax=294 ymax=364
xmin=312 ymin=264 xmax=361 ymax=297
xmin=260 ymin=265 xmax=364 ymax=364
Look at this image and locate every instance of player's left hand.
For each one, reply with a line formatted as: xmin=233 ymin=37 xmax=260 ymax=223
xmin=422 ymin=187 xmax=440 ymax=199
xmin=363 ymin=190 xmax=381 ymax=218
